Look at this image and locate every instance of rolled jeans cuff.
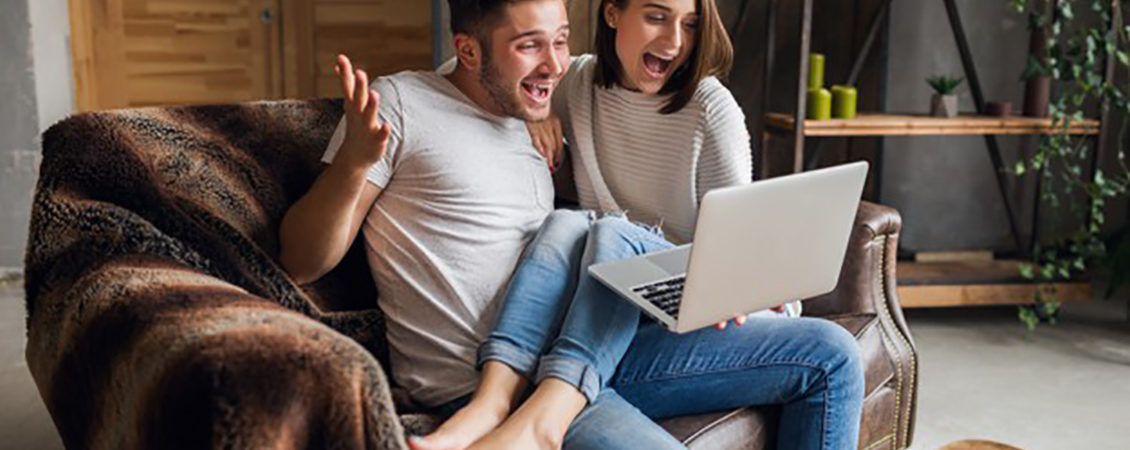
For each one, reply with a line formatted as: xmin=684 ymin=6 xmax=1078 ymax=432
xmin=477 ymin=339 xmax=539 ymax=380
xmin=536 ymin=354 xmax=602 ymax=404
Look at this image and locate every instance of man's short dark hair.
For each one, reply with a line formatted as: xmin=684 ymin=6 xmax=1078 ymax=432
xmin=448 ymin=0 xmax=523 ymax=42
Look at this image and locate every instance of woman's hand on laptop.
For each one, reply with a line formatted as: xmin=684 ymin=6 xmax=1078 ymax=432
xmin=715 ymin=315 xmax=747 ymax=331
xmin=715 ymin=304 xmax=786 ymax=330
xmin=335 ymin=54 xmax=392 ymax=171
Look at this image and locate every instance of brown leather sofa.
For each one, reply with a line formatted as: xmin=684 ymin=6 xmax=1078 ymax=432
xmin=26 ymin=100 xmax=916 ymax=449
xmin=657 ymin=202 xmax=918 ymax=449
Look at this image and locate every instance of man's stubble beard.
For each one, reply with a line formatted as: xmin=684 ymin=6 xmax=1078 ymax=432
xmin=480 ymin=45 xmax=536 ymax=121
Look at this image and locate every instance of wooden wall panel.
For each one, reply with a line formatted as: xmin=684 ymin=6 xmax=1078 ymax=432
xmin=117 ymin=0 xmax=283 ymax=107
xmin=282 ymin=0 xmax=317 ymax=98
xmin=69 ymin=0 xmax=128 ymax=111
xmin=310 ymin=0 xmax=432 ymax=97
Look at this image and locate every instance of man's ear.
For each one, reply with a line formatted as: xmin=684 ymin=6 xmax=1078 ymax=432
xmin=453 ymin=33 xmax=483 ymax=71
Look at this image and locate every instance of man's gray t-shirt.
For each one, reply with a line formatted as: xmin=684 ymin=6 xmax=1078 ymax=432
xmin=322 ymin=70 xmax=553 ymax=406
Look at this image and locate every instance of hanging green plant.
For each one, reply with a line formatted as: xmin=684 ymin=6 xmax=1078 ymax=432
xmin=1008 ymin=0 xmax=1130 ymax=330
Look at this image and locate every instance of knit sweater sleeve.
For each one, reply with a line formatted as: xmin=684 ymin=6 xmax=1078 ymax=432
xmin=694 ymin=78 xmax=753 ymax=205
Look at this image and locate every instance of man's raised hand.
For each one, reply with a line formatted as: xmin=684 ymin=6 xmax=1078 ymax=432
xmin=335 ymin=54 xmax=391 ymax=170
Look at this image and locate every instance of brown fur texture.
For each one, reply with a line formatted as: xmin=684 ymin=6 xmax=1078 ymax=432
xmin=25 ymin=100 xmax=418 ymax=449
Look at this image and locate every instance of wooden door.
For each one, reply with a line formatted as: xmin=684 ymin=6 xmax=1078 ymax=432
xmin=282 ymin=0 xmax=434 ymax=99
xmin=70 ymin=0 xmax=284 ymax=110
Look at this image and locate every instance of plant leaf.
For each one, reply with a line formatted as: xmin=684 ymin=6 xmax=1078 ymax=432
xmin=1019 ymin=306 xmax=1040 ymax=331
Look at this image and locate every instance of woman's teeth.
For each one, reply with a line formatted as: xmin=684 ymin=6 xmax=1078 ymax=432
xmin=643 ymin=52 xmax=674 ymax=77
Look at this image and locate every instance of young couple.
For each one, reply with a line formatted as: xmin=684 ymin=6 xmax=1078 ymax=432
xmin=279 ymin=0 xmax=864 ymax=449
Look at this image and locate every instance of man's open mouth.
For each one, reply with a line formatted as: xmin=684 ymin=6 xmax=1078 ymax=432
xmin=643 ymin=52 xmax=675 ymax=78
xmin=521 ymin=80 xmax=552 ymax=103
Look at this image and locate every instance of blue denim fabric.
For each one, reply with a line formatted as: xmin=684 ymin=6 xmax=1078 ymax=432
xmin=478 ymin=210 xmax=597 ymax=379
xmin=534 ymin=214 xmax=673 ymax=402
xmin=476 ymin=210 xmax=864 ymax=450
xmin=563 ymin=389 xmax=685 ymax=449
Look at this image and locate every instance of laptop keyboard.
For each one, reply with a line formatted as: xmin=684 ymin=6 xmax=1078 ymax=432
xmin=631 ymin=275 xmax=686 ymax=319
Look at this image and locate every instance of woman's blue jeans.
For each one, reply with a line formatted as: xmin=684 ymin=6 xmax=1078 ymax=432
xmin=476 ymin=210 xmax=865 ymax=449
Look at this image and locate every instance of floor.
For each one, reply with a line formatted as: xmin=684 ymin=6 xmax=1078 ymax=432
xmin=1 ymin=278 xmax=1128 ymax=450
xmin=0 ymin=281 xmax=62 ymax=450
xmin=903 ymin=300 xmax=1130 ymax=449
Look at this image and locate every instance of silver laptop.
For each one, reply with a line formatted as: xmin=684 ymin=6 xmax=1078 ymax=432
xmin=587 ymin=161 xmax=868 ymax=334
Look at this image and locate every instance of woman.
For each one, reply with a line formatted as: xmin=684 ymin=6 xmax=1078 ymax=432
xmin=413 ymin=1 xmax=863 ymax=449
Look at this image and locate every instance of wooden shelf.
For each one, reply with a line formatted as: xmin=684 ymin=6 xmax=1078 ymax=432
xmin=900 ymin=259 xmax=1036 ymax=285
xmin=896 ymin=260 xmax=1093 ymax=308
xmin=765 ymin=112 xmax=1100 ymax=137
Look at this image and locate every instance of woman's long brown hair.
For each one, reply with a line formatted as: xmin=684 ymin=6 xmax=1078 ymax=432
xmin=593 ymin=0 xmax=734 ymax=114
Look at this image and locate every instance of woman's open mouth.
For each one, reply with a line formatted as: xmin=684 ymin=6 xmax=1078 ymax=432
xmin=521 ymin=80 xmax=552 ymax=104
xmin=643 ymin=52 xmax=675 ymax=79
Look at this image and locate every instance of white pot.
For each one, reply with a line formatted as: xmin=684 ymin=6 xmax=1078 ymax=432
xmin=931 ymin=94 xmax=959 ymax=118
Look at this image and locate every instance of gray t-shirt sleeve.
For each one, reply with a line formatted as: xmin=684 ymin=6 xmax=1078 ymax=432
xmin=321 ymin=76 xmax=408 ymax=188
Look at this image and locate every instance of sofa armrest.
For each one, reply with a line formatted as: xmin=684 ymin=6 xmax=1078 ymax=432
xmin=803 ymin=201 xmax=918 ymax=449
xmin=24 ymin=257 xmax=407 ymax=450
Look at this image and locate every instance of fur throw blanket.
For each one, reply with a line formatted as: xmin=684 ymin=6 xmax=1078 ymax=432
xmin=25 ymin=100 xmax=434 ymax=449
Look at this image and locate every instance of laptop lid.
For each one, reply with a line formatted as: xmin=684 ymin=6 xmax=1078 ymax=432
xmin=673 ymin=162 xmax=869 ymax=333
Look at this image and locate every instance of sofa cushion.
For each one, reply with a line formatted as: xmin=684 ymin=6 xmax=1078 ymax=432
xmin=660 ymin=407 xmax=777 ymax=449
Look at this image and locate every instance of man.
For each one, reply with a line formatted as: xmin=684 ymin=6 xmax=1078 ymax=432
xmin=279 ymin=0 xmax=573 ymax=446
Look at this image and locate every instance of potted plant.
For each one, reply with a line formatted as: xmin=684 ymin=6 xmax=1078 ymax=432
xmin=927 ymin=75 xmax=964 ymax=117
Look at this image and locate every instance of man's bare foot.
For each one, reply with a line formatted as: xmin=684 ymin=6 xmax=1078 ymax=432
xmin=411 ymin=362 xmax=531 ymax=450
xmin=467 ymin=379 xmax=587 ymax=450
xmin=464 ymin=408 xmax=557 ymax=450
xmin=408 ymin=398 xmax=510 ymax=450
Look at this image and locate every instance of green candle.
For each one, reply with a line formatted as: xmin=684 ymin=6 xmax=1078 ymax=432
xmin=832 ymin=85 xmax=858 ymax=119
xmin=807 ymin=87 xmax=832 ymax=120
xmin=809 ymin=53 xmax=826 ymax=90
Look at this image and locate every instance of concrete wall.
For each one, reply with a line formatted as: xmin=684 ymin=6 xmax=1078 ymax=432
xmin=0 ymin=0 xmax=40 ymax=267
xmin=882 ymin=0 xmax=1033 ymax=252
xmin=880 ymin=1 xmax=1130 ymax=253
xmin=29 ymin=0 xmax=75 ymax=130
xmin=0 ymin=0 xmax=73 ymax=268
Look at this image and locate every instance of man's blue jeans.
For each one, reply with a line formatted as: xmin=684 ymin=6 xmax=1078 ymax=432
xmin=476 ymin=210 xmax=865 ymax=449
